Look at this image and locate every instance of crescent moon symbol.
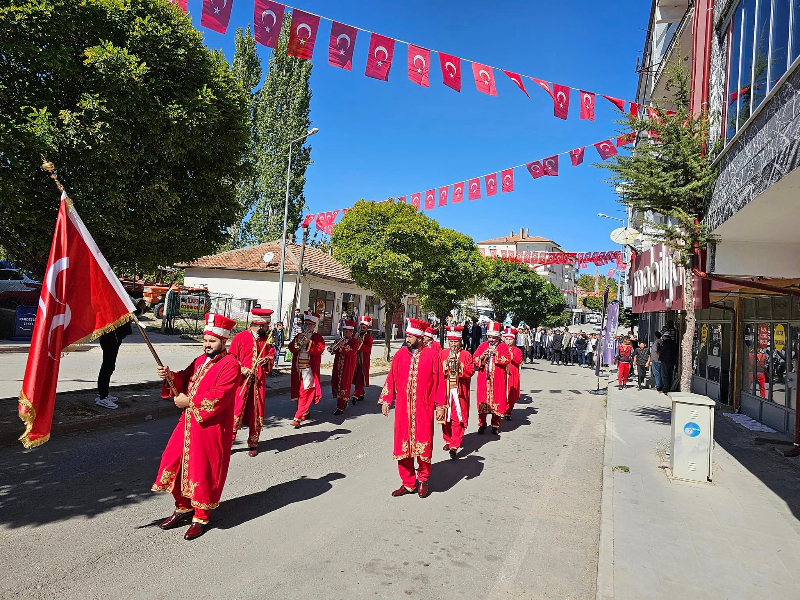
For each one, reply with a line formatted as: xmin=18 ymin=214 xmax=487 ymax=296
xmin=221 ymin=0 xmax=226 ymax=8
xmin=600 ymin=143 xmax=612 ymax=151
xmin=374 ymin=45 xmax=388 ymax=61
xmin=556 ymin=91 xmax=567 ymax=106
xmin=261 ymin=9 xmax=276 ymax=26
xmin=445 ymin=61 xmax=457 ymax=77
xmin=503 ymin=175 xmax=512 ymax=185
xmin=470 ymin=183 xmax=478 ymax=192
xmin=336 ymin=33 xmax=351 ymax=49
xmin=296 ymin=23 xmax=312 ymax=39
xmin=584 ymin=94 xmax=593 ymax=107
xmin=413 ymin=54 xmax=426 ymax=70
xmin=479 ymin=69 xmax=490 ymax=83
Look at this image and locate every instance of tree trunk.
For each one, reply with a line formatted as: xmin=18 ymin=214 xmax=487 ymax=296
xmin=680 ymin=275 xmax=696 ymax=392
xmin=383 ymin=305 xmax=394 ymax=362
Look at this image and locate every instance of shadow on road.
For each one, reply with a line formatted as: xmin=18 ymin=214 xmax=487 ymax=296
xmin=233 ymin=428 xmax=351 ymax=455
xmin=213 ymin=472 xmax=345 ymax=529
xmin=433 ymin=455 xmax=484 ymax=494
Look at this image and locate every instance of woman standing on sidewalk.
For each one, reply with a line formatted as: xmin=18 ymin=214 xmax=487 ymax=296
xmin=614 ymin=336 xmax=634 ymax=390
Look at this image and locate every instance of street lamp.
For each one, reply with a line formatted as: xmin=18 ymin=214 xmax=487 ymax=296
xmin=277 ymin=127 xmax=319 ymax=325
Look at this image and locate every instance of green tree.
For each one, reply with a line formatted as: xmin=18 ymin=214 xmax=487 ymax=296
xmin=599 ymin=59 xmax=718 ymax=391
xmin=245 ymin=12 xmax=313 ymax=244
xmin=575 ymin=274 xmax=618 ymax=311
xmin=332 ymin=201 xmax=437 ymax=360
xmin=0 ymin=0 xmax=250 ymax=275
xmin=482 ymin=259 xmax=567 ymax=326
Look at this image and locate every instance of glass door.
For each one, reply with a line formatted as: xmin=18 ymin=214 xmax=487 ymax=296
xmin=787 ymin=323 xmax=799 ymax=410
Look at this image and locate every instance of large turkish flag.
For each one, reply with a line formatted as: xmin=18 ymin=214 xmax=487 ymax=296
xmin=287 ymin=9 xmax=320 ymax=60
xmin=329 ymin=21 xmax=357 ymax=70
xmin=408 ymin=45 xmax=431 ymax=87
xmin=365 ymin=33 xmax=395 ymax=81
xmin=201 ymin=0 xmax=233 ymax=34
xmin=19 ymin=192 xmax=135 ymax=448
xmin=254 ymin=0 xmax=284 ymax=48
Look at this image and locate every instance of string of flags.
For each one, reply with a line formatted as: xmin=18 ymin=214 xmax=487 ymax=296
xmin=178 ymin=0 xmax=640 ymax=120
xmin=483 ymin=249 xmax=626 ymax=270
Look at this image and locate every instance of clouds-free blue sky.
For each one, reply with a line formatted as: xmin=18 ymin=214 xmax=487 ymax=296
xmin=189 ymin=0 xmax=649 ymax=252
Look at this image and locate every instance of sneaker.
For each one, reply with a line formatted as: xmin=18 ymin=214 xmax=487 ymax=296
xmin=95 ymin=396 xmax=118 ymax=409
xmin=104 ymin=394 xmax=118 ymax=402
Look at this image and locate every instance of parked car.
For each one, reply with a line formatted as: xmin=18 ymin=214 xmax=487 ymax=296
xmin=0 ymin=268 xmax=40 ymax=309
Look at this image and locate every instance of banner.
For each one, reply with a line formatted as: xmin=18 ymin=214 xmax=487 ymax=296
xmin=602 ymin=300 xmax=620 ymax=366
xmin=595 ymin=287 xmax=609 ymax=376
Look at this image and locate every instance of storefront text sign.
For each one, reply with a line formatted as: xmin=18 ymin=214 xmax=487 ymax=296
xmin=631 ymin=245 xmax=685 ymax=313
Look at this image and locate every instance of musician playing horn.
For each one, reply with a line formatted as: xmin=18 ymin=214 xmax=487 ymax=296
xmin=230 ymin=308 xmax=276 ymax=457
xmin=440 ymin=326 xmax=475 ymax=459
xmin=502 ymin=326 xmax=523 ymax=421
xmin=330 ymin=319 xmax=359 ymax=415
xmin=474 ymin=320 xmax=510 ymax=436
xmin=289 ymin=311 xmax=326 ymax=428
xmin=350 ymin=315 xmax=374 ymax=404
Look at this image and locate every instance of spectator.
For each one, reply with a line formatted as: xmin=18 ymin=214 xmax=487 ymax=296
xmin=533 ymin=327 xmax=542 ymax=361
xmin=291 ymin=308 xmax=303 ymax=342
xmin=658 ymin=331 xmax=679 ymax=393
xmin=471 ymin=320 xmax=483 ymax=354
xmin=586 ymin=334 xmax=597 ymax=368
xmin=576 ymin=333 xmax=588 ymax=366
xmin=615 ymin=336 xmax=634 ymax=389
xmin=271 ymin=321 xmax=286 ymax=370
xmin=516 ymin=325 xmax=529 ymax=364
xmin=96 ymin=298 xmax=145 ymax=409
xmin=551 ymin=329 xmax=564 ymax=365
xmin=634 ymin=340 xmax=651 ymax=390
xmin=480 ymin=321 xmax=488 ymax=343
xmin=649 ymin=331 xmax=663 ymax=391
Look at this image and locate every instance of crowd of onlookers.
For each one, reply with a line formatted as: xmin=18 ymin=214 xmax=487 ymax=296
xmin=612 ymin=323 xmax=679 ymax=393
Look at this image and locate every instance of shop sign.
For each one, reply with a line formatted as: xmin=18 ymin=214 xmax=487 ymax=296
xmin=774 ymin=324 xmax=786 ymax=351
xmin=744 ymin=324 xmax=754 ymax=347
xmin=701 ymin=323 xmax=708 ymax=344
xmin=13 ymin=305 xmax=37 ymax=340
xmin=630 ymin=244 xmax=684 ymax=313
xmin=758 ymin=323 xmax=770 ymax=349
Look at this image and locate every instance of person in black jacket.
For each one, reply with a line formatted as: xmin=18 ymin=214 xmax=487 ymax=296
xmin=551 ymin=329 xmax=564 ymax=365
xmin=471 ymin=320 xmax=483 ymax=354
xmin=658 ymin=331 xmax=679 ymax=393
xmin=96 ymin=298 xmax=145 ymax=409
xmin=462 ymin=320 xmax=474 ymax=352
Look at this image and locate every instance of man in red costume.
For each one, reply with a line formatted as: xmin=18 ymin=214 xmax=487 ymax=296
xmin=330 ymin=320 xmax=359 ymax=415
xmin=152 ymin=313 xmax=240 ymax=540
xmin=503 ymin=326 xmax=522 ymax=421
xmin=440 ymin=325 xmax=475 ymax=459
xmin=350 ymin=315 xmax=374 ymax=404
xmin=230 ymin=308 xmax=276 ymax=457
xmin=379 ymin=317 xmax=446 ymax=498
xmin=289 ymin=310 xmax=326 ymax=428
xmin=424 ymin=326 xmax=442 ymax=355
xmin=474 ymin=321 xmax=510 ymax=435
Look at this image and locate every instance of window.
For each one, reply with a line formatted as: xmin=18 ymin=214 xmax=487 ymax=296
xmin=752 ymin=0 xmax=772 ymax=112
xmin=792 ymin=0 xmax=800 ymax=63
xmin=726 ymin=7 xmax=743 ymax=141
xmin=772 ymin=323 xmax=788 ymax=404
xmin=770 ymin=0 xmax=791 ymax=87
xmin=740 ymin=0 xmax=757 ymax=123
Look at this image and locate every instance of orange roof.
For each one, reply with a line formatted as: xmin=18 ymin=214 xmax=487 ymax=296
xmin=178 ymin=242 xmax=353 ymax=283
xmin=477 ymin=233 xmax=558 ymax=245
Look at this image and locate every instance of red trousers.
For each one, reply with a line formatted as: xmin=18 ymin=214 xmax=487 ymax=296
xmin=233 ymin=387 xmax=263 ymax=448
xmin=749 ymin=373 xmax=767 ymax=398
xmin=293 ymin=386 xmax=316 ymax=421
xmin=171 ymin=474 xmax=211 ymax=523
xmin=442 ymin=421 xmax=466 ymax=450
xmin=398 ymin=456 xmax=430 ymax=488
xmin=618 ymin=363 xmax=631 ymax=386
xmin=478 ymin=413 xmax=501 ymax=429
xmin=352 ymin=365 xmax=366 ymax=397
xmin=336 ymin=392 xmax=349 ymax=410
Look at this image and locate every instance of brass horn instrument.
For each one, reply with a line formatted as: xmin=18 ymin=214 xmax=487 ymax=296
xmin=329 ymin=335 xmax=347 ymax=353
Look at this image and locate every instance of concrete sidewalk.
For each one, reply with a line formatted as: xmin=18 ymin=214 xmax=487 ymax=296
xmin=599 ymin=384 xmax=800 ymax=600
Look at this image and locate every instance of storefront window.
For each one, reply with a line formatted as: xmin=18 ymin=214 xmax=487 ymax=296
xmin=743 ymin=297 xmax=756 ymax=318
xmin=771 ymin=0 xmax=791 ymax=87
xmin=743 ymin=323 xmax=757 ymax=395
xmin=756 ymin=322 xmax=771 ymax=399
xmin=789 ymin=324 xmax=799 ymax=410
xmin=773 ymin=295 xmax=790 ymax=319
xmin=708 ymin=324 xmax=723 ymax=384
xmin=757 ymin=296 xmax=772 ymax=319
xmin=772 ymin=323 xmax=788 ymax=405
xmin=696 ymin=324 xmax=708 ymax=378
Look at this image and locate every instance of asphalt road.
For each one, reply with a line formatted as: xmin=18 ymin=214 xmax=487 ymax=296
xmin=0 ymin=360 xmax=605 ymax=600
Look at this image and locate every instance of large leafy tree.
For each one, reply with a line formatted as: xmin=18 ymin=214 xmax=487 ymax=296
xmin=575 ymin=274 xmax=617 ymax=311
xmin=0 ymin=0 xmax=250 ymax=275
xmin=599 ymin=59 xmax=718 ymax=391
xmin=332 ymin=201 xmax=437 ymax=360
xmin=482 ymin=258 xmax=567 ymax=326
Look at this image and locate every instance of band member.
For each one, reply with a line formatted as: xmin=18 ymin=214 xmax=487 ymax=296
xmin=351 ymin=315 xmax=374 ymax=404
xmin=152 ymin=313 xmax=240 ymax=540
xmin=230 ymin=308 xmax=276 ymax=457
xmin=503 ymin=326 xmax=522 ymax=421
xmin=440 ymin=326 xmax=475 ymax=459
xmin=330 ymin=320 xmax=359 ymax=415
xmin=424 ymin=326 xmax=442 ymax=354
xmin=289 ymin=311 xmax=326 ymax=428
xmin=474 ymin=321 xmax=511 ymax=435
xmin=380 ymin=318 xmax=446 ymax=498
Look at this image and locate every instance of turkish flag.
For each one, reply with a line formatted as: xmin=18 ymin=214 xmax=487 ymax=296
xmin=484 ymin=173 xmax=498 ymax=196
xmin=501 ymin=169 xmax=514 ymax=193
xmin=531 ymin=78 xmax=553 ymax=99
xmin=315 ymin=213 xmax=326 ymax=231
xmin=397 ymin=196 xmax=407 ymax=204
xmin=19 ymin=192 xmax=136 ymax=448
xmin=569 ymin=147 xmax=585 ymax=166
xmin=553 ymin=84 xmax=570 ymax=119
xmin=287 ymin=10 xmax=320 ymax=60
xmin=468 ymin=178 xmax=481 ymax=200
xmin=594 ymin=140 xmax=618 ymax=160
xmin=254 ymin=0 xmax=284 ymax=48
xmin=324 ymin=210 xmax=340 ymax=234
xmin=602 ymin=95 xmax=626 ymax=111
xmin=201 ymin=0 xmax=233 ymax=34
xmin=503 ymin=70 xmax=529 ymax=97
xmin=169 ymin=0 xmax=188 ymax=13
xmin=328 ymin=21 xmax=357 ymax=70
xmin=629 ymin=102 xmax=640 ymax=120
xmin=438 ymin=186 xmax=449 ymax=206
xmin=608 ymin=268 xmax=616 ymax=278
xmin=617 ymin=132 xmax=635 ymax=146
xmin=365 ymin=33 xmax=395 ymax=81
xmin=424 ymin=189 xmax=436 ymax=210
xmin=301 ymin=213 xmax=316 ymax=227
xmin=526 ymin=161 xmax=545 ymax=179
xmin=439 ymin=52 xmax=462 ymax=92
xmin=452 ymin=182 xmax=465 ymax=203
xmin=407 ymin=45 xmax=430 ymax=87
xmin=579 ymin=90 xmax=595 ymax=121
xmin=543 ymin=155 xmax=559 ymax=176
xmin=471 ymin=63 xmax=497 ymax=97
xmin=411 ymin=192 xmax=421 ymax=210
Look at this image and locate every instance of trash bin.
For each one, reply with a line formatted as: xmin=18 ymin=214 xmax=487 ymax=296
xmin=669 ymin=392 xmax=715 ymax=482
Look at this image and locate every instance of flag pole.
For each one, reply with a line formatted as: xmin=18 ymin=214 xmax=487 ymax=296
xmin=40 ymin=157 xmax=178 ymax=396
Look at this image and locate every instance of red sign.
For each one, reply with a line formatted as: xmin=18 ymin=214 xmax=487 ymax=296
xmin=630 ymin=244 xmax=709 ymax=314
xmin=758 ymin=323 xmax=770 ymax=349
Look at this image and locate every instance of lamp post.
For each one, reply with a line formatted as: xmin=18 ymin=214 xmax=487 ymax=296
xmin=277 ymin=127 xmax=319 ymax=325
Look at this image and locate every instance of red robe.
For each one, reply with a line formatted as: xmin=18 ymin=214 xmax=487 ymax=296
xmin=331 ymin=337 xmax=359 ymax=408
xmin=229 ymin=330 xmax=276 ymax=447
xmin=379 ymin=346 xmax=446 ymax=463
xmin=151 ymin=352 xmax=240 ymax=510
xmin=440 ymin=348 xmax=475 ymax=426
xmin=428 ymin=340 xmax=442 ymax=355
xmin=352 ymin=333 xmax=373 ymax=397
xmin=288 ymin=331 xmax=326 ymax=413
xmin=506 ymin=345 xmax=522 ymax=415
xmin=475 ymin=341 xmax=510 ymax=416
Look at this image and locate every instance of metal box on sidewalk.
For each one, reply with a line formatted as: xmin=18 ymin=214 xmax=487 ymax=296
xmin=669 ymin=392 xmax=715 ymax=482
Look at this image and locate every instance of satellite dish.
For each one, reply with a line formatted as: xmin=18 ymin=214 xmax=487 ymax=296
xmin=262 ymin=252 xmax=275 ymax=263
xmin=610 ymin=227 xmax=640 ymax=246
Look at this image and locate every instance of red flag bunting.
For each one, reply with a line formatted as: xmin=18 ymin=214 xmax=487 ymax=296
xmin=616 ymin=133 xmax=635 ymax=146
xmin=501 ymin=168 xmax=514 ymax=193
xmin=365 ymin=33 xmax=395 ymax=81
xmin=594 ymin=140 xmax=618 ymax=160
xmin=254 ymin=0 xmax=284 ymax=47
xmin=468 ymin=178 xmax=481 ymax=200
xmin=323 ymin=210 xmax=340 ymax=234
xmin=201 ymin=0 xmax=234 ymax=34
xmin=503 ymin=70 xmax=529 ymax=97
xmin=543 ymin=155 xmax=559 ymax=176
xmin=301 ymin=213 xmax=315 ymax=227
xmin=411 ymin=192 xmax=421 ymax=210
xmin=315 ymin=213 xmax=326 ymax=231
xmin=438 ymin=186 xmax=449 ymax=206
xmin=629 ymin=102 xmax=640 ymax=119
xmin=19 ymin=193 xmax=136 ymax=448
xmin=579 ymin=90 xmax=595 ymax=121
xmin=424 ymin=189 xmax=436 ymax=210
xmin=485 ymin=173 xmax=498 ymax=196
xmin=471 ymin=63 xmax=497 ymax=97
xmin=602 ymin=95 xmax=626 ymax=111
xmin=328 ymin=21 xmax=357 ymax=70
xmin=569 ymin=147 xmax=585 ymax=166
xmin=287 ymin=10 xmax=320 ymax=60
xmin=452 ymin=182 xmax=465 ymax=203
xmin=531 ymin=78 xmax=554 ymax=98
xmin=407 ymin=45 xmax=430 ymax=87
xmin=608 ymin=268 xmax=616 ymax=278
xmin=439 ymin=52 xmax=462 ymax=92
xmin=553 ymin=84 xmax=570 ymax=120
xmin=526 ymin=161 xmax=544 ymax=179
xmin=397 ymin=196 xmax=407 ymax=204
xmin=170 ymin=0 xmax=188 ymax=13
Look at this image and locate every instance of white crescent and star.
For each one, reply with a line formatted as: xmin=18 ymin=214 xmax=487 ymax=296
xmin=599 ymin=142 xmax=613 ymax=152
xmin=445 ymin=61 xmax=458 ymax=78
xmin=583 ymin=93 xmax=593 ymax=108
xmin=545 ymin=159 xmax=556 ymax=170
xmin=374 ymin=45 xmax=388 ymax=61
xmin=296 ymin=23 xmax=312 ymax=45
xmin=412 ymin=54 xmax=426 ymax=74
xmin=503 ymin=175 xmax=512 ymax=186
xmin=556 ymin=91 xmax=567 ymax=107
xmin=261 ymin=9 xmax=276 ymax=31
xmin=336 ymin=33 xmax=351 ymax=50
xmin=42 ymin=257 xmax=71 ymax=358
xmin=487 ymin=178 xmax=496 ymax=188
xmin=469 ymin=182 xmax=478 ymax=192
xmin=478 ymin=69 xmax=491 ymax=85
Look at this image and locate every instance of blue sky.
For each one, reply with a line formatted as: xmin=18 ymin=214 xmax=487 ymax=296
xmin=187 ymin=0 xmax=649 ymax=255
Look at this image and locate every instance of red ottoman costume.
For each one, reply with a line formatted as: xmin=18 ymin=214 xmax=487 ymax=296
xmin=425 ymin=326 xmax=442 ymax=355
xmin=351 ymin=315 xmax=374 ymax=402
xmin=440 ymin=326 xmax=475 ymax=456
xmin=330 ymin=320 xmax=359 ymax=413
xmin=474 ymin=321 xmax=510 ymax=432
xmin=503 ymin=326 xmax=522 ymax=417
xmin=289 ymin=311 xmax=326 ymax=427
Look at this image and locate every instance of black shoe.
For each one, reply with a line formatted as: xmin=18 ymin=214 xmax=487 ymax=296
xmin=491 ymin=427 xmax=500 ymax=436
xmin=350 ymin=397 xmax=357 ymax=405
xmin=449 ymin=448 xmax=458 ymax=460
xmin=505 ymin=415 xmax=512 ymax=421
xmin=357 ymin=395 xmax=365 ymax=403
xmin=333 ymin=408 xmax=344 ymax=415
xmin=477 ymin=425 xmax=486 ymax=435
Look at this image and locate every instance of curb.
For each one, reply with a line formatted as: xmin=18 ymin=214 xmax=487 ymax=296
xmin=596 ymin=379 xmax=614 ymax=600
